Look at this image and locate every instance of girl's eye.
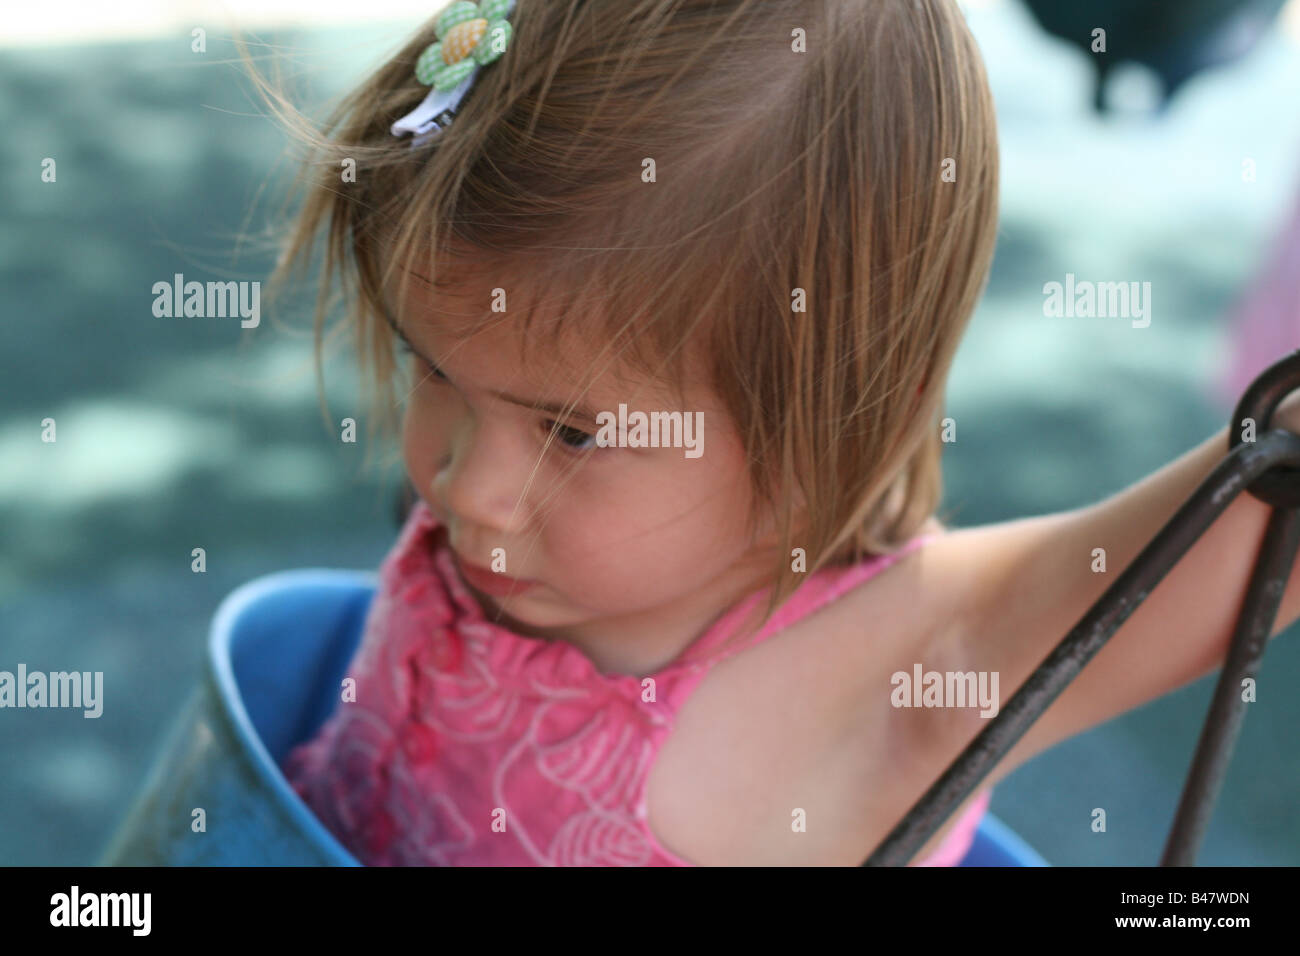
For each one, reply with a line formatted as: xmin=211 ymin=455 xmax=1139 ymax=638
xmin=548 ymin=421 xmax=597 ymax=452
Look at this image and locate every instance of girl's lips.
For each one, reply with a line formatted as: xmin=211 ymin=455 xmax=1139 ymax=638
xmin=453 ymin=554 xmax=538 ymax=597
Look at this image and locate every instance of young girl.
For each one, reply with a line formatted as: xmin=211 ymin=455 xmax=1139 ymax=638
xmin=257 ymin=0 xmax=1300 ymax=866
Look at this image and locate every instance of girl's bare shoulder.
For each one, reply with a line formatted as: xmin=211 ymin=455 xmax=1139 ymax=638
xmin=831 ymin=510 xmax=1096 ymax=814
xmin=642 ymin=516 xmax=1020 ymax=865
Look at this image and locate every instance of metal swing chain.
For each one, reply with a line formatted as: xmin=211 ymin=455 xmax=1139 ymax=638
xmin=863 ymin=348 xmax=1300 ymax=867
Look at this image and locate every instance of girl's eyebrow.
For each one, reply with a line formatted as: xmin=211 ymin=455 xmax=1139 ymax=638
xmin=384 ymin=314 xmax=600 ymax=421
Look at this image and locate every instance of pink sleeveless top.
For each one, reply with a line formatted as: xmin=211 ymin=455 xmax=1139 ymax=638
xmin=282 ymin=500 xmax=991 ymax=866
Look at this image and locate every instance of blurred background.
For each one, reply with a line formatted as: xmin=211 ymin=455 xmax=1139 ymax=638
xmin=2 ymin=0 xmax=1299 ymax=865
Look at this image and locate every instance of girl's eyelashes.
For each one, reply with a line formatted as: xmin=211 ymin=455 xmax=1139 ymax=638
xmin=546 ymin=420 xmax=598 ymax=452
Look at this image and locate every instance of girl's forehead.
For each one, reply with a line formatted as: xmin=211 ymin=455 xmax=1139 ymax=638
xmin=391 ymin=274 xmax=698 ymax=412
xmin=390 ymin=263 xmax=705 ymax=404
xmin=392 ymin=256 xmax=579 ymax=333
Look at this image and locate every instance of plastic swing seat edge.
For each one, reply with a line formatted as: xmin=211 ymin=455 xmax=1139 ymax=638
xmin=959 ymin=812 xmax=1050 ymax=867
xmin=209 ymin=569 xmax=375 ymax=867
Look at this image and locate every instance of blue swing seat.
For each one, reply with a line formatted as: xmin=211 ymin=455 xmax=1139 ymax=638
xmin=100 ymin=570 xmax=1048 ymax=867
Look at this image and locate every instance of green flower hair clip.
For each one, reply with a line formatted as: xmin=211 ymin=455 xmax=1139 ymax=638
xmin=391 ymin=0 xmax=516 ymax=147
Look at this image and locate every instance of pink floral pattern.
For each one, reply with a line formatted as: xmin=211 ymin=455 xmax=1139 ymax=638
xmin=283 ymin=500 xmax=985 ymax=865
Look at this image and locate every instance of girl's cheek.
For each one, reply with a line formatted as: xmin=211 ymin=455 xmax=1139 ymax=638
xmin=402 ymin=392 xmax=450 ymax=496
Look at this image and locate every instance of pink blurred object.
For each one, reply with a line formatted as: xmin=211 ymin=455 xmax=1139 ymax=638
xmin=1219 ymin=172 xmax=1300 ymax=407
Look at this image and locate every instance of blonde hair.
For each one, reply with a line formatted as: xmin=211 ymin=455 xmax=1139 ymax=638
xmin=250 ymin=0 xmax=999 ymax=637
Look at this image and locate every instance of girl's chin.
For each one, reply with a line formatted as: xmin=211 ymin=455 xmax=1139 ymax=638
xmin=470 ymin=588 xmax=597 ymax=641
xmin=470 ymin=585 xmax=546 ymax=628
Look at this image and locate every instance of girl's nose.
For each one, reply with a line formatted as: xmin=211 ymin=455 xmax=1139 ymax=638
xmin=430 ymin=418 xmax=532 ymax=537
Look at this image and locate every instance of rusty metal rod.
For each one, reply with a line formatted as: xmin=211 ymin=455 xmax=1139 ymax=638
xmin=1160 ymin=504 xmax=1300 ymax=865
xmin=863 ymin=427 xmax=1300 ymax=866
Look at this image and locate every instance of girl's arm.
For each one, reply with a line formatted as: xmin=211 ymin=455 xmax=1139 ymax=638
xmin=931 ymin=392 xmax=1300 ymax=781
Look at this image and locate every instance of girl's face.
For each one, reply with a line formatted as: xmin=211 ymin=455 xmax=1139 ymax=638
xmin=391 ymin=273 xmax=782 ymax=665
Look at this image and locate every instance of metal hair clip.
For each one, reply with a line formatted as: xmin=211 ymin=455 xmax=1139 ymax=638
xmin=391 ymin=0 xmax=516 ymax=147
